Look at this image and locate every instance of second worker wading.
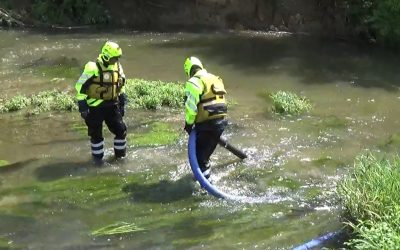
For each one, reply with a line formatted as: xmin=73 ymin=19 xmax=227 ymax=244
xmin=84 ymin=60 xmax=124 ymax=101
xmin=195 ymin=71 xmax=227 ymax=123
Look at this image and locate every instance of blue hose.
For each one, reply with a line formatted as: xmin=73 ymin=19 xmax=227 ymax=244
xmin=292 ymin=231 xmax=339 ymax=250
xmin=188 ymin=129 xmax=244 ymax=200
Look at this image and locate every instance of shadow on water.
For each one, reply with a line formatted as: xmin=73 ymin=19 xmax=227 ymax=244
xmin=152 ymin=33 xmax=400 ymax=91
xmin=32 ymin=138 xmax=86 ymax=146
xmin=0 ymin=158 xmax=39 ymax=174
xmin=122 ymin=175 xmax=196 ymax=203
xmin=34 ymin=161 xmax=93 ymax=182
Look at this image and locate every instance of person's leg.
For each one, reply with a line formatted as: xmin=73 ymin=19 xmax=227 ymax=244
xmin=105 ymin=105 xmax=127 ymax=158
xmin=85 ymin=107 xmax=105 ymax=160
xmin=196 ymin=130 xmax=221 ymax=179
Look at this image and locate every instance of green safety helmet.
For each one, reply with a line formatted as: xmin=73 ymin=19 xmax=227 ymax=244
xmin=101 ymin=41 xmax=122 ymax=62
xmin=184 ymin=56 xmax=203 ymax=77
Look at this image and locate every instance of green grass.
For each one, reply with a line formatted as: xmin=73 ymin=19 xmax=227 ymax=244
xmin=268 ymin=91 xmax=312 ymax=115
xmin=337 ymin=154 xmax=400 ymax=249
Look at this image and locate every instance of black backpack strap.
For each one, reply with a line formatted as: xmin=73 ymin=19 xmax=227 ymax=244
xmin=96 ymin=61 xmax=103 ymax=83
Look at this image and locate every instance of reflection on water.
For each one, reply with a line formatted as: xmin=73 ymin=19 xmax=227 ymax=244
xmin=1 ymin=29 xmax=400 ymax=248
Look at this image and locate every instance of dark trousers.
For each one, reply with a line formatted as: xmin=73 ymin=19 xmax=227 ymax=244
xmin=85 ymin=104 xmax=127 ymax=157
xmin=195 ymin=118 xmax=227 ymax=173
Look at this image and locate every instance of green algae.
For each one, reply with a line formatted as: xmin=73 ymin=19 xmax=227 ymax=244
xmin=25 ymin=56 xmax=81 ymax=79
xmin=0 ymin=236 xmax=11 ymax=249
xmin=267 ymin=176 xmax=302 ymax=191
xmin=303 ymin=187 xmax=322 ymax=201
xmin=91 ymin=222 xmax=146 ymax=237
xmin=311 ymin=156 xmax=344 ymax=169
xmin=313 ymin=115 xmax=347 ymax=130
xmin=227 ymin=167 xmax=270 ymax=182
xmin=36 ymin=65 xmax=81 ymax=80
xmin=127 ymin=121 xmax=180 ymax=147
xmin=39 ymin=174 xmax=130 ymax=208
xmin=378 ymin=132 xmax=400 ymax=152
xmin=0 ymin=173 xmax=143 ymax=212
xmin=0 ymin=160 xmax=9 ymax=168
xmin=69 ymin=123 xmax=87 ymax=137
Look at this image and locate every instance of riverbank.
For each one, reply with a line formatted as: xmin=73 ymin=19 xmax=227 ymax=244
xmin=0 ymin=0 xmax=377 ymax=43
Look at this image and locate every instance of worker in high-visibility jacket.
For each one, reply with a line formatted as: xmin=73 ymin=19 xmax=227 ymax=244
xmin=75 ymin=41 xmax=127 ymax=161
xmin=183 ymin=56 xmax=228 ymax=179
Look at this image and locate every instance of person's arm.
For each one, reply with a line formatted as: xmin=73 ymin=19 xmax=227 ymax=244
xmin=117 ymin=62 xmax=127 ymax=116
xmin=118 ymin=92 xmax=127 ymax=117
xmin=184 ymin=77 xmax=203 ymax=133
xmin=74 ymin=62 xmax=96 ymax=118
xmin=117 ymin=62 xmax=126 ymax=93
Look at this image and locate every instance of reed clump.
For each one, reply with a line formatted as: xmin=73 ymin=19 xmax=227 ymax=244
xmin=337 ymin=154 xmax=400 ymax=249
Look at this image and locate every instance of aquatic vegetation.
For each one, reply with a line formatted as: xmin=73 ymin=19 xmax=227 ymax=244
xmin=0 ymin=90 xmax=76 ymax=114
xmin=313 ymin=116 xmax=347 ymax=130
xmin=36 ymin=65 xmax=81 ymax=80
xmin=69 ymin=123 xmax=87 ymax=137
xmin=378 ymin=132 xmax=400 ymax=152
xmin=337 ymin=154 xmax=400 ymax=249
xmin=0 ymin=95 xmax=30 ymax=112
xmin=268 ymin=176 xmax=302 ymax=191
xmin=0 ymin=79 xmax=184 ymax=115
xmin=21 ymin=56 xmax=81 ymax=80
xmin=125 ymin=79 xmax=184 ymax=109
xmin=268 ymin=91 xmax=312 ymax=115
xmin=312 ymin=157 xmax=345 ymax=169
xmin=38 ymin=174 xmax=131 ymax=208
xmin=91 ymin=222 xmax=145 ymax=237
xmin=0 ymin=236 xmax=11 ymax=248
xmin=28 ymin=90 xmax=77 ymax=114
xmin=127 ymin=121 xmax=180 ymax=147
xmin=0 ymin=160 xmax=9 ymax=167
xmin=303 ymin=187 xmax=322 ymax=201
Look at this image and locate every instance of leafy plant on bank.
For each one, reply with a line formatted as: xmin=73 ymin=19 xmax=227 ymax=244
xmin=345 ymin=0 xmax=400 ymax=47
xmin=337 ymin=154 xmax=400 ymax=249
xmin=31 ymin=0 xmax=109 ymax=25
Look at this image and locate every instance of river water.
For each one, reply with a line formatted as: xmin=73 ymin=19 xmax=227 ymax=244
xmin=1 ymin=29 xmax=400 ymax=249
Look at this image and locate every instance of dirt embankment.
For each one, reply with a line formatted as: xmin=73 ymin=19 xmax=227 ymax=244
xmin=1 ymin=0 xmax=347 ymax=36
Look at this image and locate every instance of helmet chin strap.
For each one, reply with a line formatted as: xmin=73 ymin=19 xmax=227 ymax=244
xmin=101 ymin=56 xmax=110 ymax=67
xmin=190 ymin=66 xmax=201 ymax=77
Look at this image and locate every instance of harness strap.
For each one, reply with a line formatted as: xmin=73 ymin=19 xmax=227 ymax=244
xmin=96 ymin=61 xmax=103 ymax=83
